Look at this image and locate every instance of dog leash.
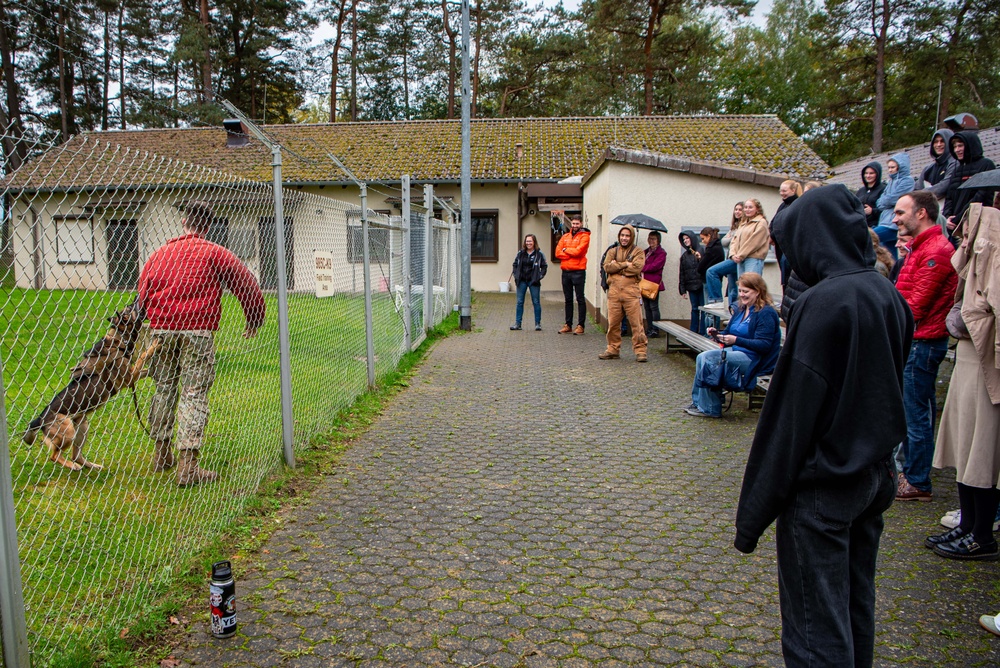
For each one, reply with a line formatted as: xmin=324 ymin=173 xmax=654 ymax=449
xmin=131 ymin=386 xmax=153 ymax=437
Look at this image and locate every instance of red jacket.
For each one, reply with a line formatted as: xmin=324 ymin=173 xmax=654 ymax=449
xmin=894 ymin=226 xmax=957 ymax=339
xmin=555 ymin=229 xmax=590 ymax=271
xmin=138 ymin=234 xmax=266 ymax=332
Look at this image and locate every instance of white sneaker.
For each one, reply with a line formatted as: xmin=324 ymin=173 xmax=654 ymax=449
xmin=980 ymin=614 xmax=1000 ymax=637
xmin=940 ymin=509 xmax=1000 ymax=531
xmin=940 ymin=509 xmax=960 ymax=529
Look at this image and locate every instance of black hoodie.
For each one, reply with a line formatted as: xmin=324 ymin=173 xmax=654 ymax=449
xmin=734 ymin=185 xmax=913 ymax=554
xmin=943 ymin=131 xmax=997 ymax=224
xmin=918 ymin=128 xmax=955 ymax=198
xmin=677 ymin=231 xmax=703 ymax=293
xmin=854 ymin=161 xmax=886 ymax=227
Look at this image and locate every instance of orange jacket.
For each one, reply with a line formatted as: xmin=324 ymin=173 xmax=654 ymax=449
xmin=555 ymin=229 xmax=591 ymax=271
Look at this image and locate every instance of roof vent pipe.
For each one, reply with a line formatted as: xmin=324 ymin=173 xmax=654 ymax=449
xmin=224 ymin=119 xmax=250 ymax=147
xmin=515 ymin=142 xmax=524 ymax=159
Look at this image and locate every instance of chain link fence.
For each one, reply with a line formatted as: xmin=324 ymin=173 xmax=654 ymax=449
xmin=0 ymin=123 xmax=459 ymax=663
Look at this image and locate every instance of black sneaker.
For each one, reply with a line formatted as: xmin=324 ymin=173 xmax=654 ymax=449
xmin=534 ymin=325 xmax=542 ymax=331
xmin=510 ymin=324 xmax=522 ymax=331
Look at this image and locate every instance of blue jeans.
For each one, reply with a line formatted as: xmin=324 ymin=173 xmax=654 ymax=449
xmin=873 ymin=225 xmax=898 ymax=261
xmin=901 ymin=338 xmax=948 ymax=492
xmin=515 ymin=281 xmax=541 ymax=326
xmin=737 ymin=257 xmax=765 ymax=278
xmin=776 ymin=456 xmax=896 ymax=668
xmin=687 ymin=288 xmax=705 ymax=334
xmin=706 ymin=260 xmax=737 ymax=303
xmin=691 ymin=348 xmax=754 ymax=416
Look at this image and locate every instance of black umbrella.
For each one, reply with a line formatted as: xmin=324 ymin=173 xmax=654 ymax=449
xmin=609 ymin=213 xmax=668 ymax=232
xmin=958 ymin=168 xmax=1000 ymax=190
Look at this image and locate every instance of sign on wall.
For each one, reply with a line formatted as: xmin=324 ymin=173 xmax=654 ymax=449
xmin=314 ymin=251 xmax=334 ymax=298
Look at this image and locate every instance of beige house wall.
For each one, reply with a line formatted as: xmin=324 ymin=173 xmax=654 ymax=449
xmin=583 ymin=162 xmax=784 ymax=324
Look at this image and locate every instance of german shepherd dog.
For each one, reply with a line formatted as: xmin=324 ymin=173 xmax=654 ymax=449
xmin=23 ymin=299 xmax=160 ymax=471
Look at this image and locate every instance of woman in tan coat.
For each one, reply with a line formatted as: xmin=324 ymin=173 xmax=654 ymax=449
xmin=925 ymin=203 xmax=1000 ymax=561
xmin=729 ymin=198 xmax=770 ymax=279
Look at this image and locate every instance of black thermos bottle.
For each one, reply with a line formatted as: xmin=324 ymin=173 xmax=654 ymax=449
xmin=210 ymin=560 xmax=237 ymax=638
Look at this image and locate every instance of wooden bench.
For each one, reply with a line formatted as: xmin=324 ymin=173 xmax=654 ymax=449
xmin=652 ymin=320 xmax=770 ymax=410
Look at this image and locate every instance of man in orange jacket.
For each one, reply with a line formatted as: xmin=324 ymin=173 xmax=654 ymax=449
xmin=555 ymin=214 xmax=591 ymax=334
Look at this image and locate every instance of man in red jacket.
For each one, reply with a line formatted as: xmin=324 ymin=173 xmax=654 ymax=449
xmin=139 ymin=201 xmax=266 ymax=486
xmin=892 ymin=190 xmax=958 ymax=501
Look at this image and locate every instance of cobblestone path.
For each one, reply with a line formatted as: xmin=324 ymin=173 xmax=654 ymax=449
xmin=173 ymin=293 xmax=999 ymax=667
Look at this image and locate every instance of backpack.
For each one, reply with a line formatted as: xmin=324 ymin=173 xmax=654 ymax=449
xmin=599 ymin=242 xmax=618 ymax=292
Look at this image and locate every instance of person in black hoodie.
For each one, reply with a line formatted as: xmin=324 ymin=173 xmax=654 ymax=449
xmin=943 ymin=131 xmax=997 ymax=238
xmin=678 ymin=231 xmax=704 ymax=333
xmin=855 ymin=161 xmax=886 ymax=228
xmin=735 ymin=185 xmax=913 ymax=668
xmin=916 ymin=128 xmax=955 ymax=198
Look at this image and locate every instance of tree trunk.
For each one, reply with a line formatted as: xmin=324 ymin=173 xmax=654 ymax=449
xmin=58 ymin=3 xmax=70 ymax=138
xmin=0 ymin=0 xmax=27 ymax=169
xmin=350 ymin=2 xmax=358 ymax=121
xmin=102 ymin=9 xmax=110 ymax=131
xmin=200 ymin=0 xmax=213 ymax=103
xmin=402 ymin=20 xmax=410 ymax=120
xmin=871 ymin=0 xmax=889 ymax=153
xmin=442 ymin=0 xmax=456 ymax=119
xmin=330 ymin=52 xmax=338 ymax=122
xmin=643 ymin=0 xmax=661 ymax=115
xmin=119 ymin=5 xmax=125 ymax=128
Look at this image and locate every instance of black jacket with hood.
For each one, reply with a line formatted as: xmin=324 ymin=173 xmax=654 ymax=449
xmin=677 ymin=231 xmax=703 ymax=294
xmin=917 ymin=128 xmax=956 ymax=198
xmin=696 ymin=237 xmax=724 ymax=280
xmin=943 ymin=131 xmax=997 ymax=224
xmin=734 ymin=185 xmax=913 ymax=554
xmin=854 ymin=161 xmax=886 ymax=227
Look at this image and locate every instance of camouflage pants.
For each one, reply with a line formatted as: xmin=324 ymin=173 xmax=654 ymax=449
xmin=148 ymin=331 xmax=216 ymax=451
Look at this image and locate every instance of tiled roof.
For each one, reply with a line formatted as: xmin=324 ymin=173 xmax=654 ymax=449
xmin=7 ymin=115 xmax=830 ymax=191
xmin=828 ymin=126 xmax=1000 ymax=187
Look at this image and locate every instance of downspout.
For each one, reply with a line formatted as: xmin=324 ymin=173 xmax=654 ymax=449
xmin=516 ymin=181 xmax=525 ymax=249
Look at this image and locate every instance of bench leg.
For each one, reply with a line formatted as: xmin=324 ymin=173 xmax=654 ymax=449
xmin=748 ymin=388 xmax=766 ymax=411
xmin=664 ymin=334 xmax=688 ymax=353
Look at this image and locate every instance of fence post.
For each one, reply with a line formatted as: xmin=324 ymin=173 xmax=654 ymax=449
xmin=0 ymin=357 xmax=30 ymax=668
xmin=361 ymin=185 xmax=376 ymax=388
xmin=270 ymin=145 xmax=296 ymax=469
xmin=423 ymin=184 xmax=434 ymax=331
xmin=401 ymin=175 xmax=411 ymax=351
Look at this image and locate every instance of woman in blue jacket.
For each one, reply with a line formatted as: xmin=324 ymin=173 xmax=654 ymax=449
xmin=685 ymin=272 xmax=781 ymax=418
xmin=874 ymin=153 xmax=915 ymax=259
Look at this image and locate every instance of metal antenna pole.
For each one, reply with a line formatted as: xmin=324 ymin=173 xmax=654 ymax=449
xmin=459 ymin=0 xmax=472 ymax=330
xmin=218 ymin=99 xmax=295 ymax=468
xmin=0 ymin=357 xmax=29 ymax=668
xmin=401 ymin=175 xmax=412 ymax=350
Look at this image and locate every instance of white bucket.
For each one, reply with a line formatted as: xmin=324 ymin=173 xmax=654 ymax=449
xmin=498 ymin=281 xmax=511 ymax=293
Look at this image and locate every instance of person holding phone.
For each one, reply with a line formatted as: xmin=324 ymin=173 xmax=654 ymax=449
xmin=685 ymin=272 xmax=781 ymax=418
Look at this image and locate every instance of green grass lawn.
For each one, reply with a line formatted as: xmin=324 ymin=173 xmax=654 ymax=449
xmin=1 ymin=286 xmax=415 ymax=660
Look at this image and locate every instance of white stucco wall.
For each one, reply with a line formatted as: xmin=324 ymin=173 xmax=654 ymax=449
xmin=583 ymin=162 xmax=785 ymax=324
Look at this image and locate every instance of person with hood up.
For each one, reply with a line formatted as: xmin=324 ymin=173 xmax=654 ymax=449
xmin=856 ymin=162 xmax=886 ymax=228
xmin=874 ymin=153 xmax=915 ymax=258
xmin=916 ymin=128 xmax=956 ymax=198
xmin=735 ymin=185 xmax=913 ymax=667
xmin=773 ymin=180 xmax=802 ymax=288
xmin=641 ymin=231 xmax=667 ymax=338
xmin=943 ymin=131 xmax=997 ymax=237
xmin=678 ymin=230 xmax=704 ymax=334
xmin=599 ymin=224 xmax=648 ymax=362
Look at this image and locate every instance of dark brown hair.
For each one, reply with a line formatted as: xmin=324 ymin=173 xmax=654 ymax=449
xmin=699 ymin=227 xmax=719 ymax=244
xmin=184 ymin=200 xmax=214 ymax=233
xmin=522 ymin=234 xmax=540 ymax=251
xmin=906 ymin=190 xmax=940 ymax=222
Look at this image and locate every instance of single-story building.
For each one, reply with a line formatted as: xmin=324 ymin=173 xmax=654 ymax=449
xmin=3 ymin=115 xmax=829 ymax=322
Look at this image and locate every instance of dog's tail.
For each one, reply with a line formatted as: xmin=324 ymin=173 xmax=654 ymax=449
xmin=23 ymin=414 xmax=44 ymax=446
